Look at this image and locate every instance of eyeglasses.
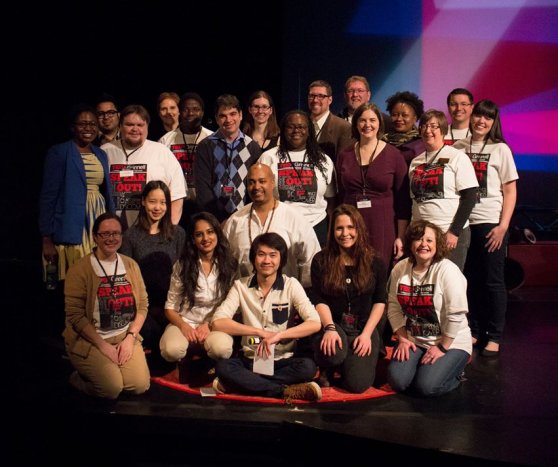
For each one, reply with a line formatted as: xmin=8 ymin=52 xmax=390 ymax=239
xmin=96 ymin=110 xmax=118 ymax=119
xmin=347 ymin=88 xmax=367 ymax=95
xmin=308 ymin=93 xmax=330 ymax=101
xmin=449 ymin=102 xmax=472 ymax=108
xmin=285 ymin=124 xmax=308 ymax=132
xmin=250 ymin=104 xmax=271 ymax=111
xmin=420 ymin=124 xmax=440 ymax=131
xmin=96 ymin=231 xmax=122 ymax=239
xmin=391 ymin=113 xmax=413 ymax=119
xmin=75 ymin=121 xmax=98 ymax=129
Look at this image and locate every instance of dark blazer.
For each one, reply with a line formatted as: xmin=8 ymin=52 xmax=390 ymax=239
xmin=39 ymin=140 xmax=114 ymax=244
xmin=317 ymin=112 xmax=354 ymax=163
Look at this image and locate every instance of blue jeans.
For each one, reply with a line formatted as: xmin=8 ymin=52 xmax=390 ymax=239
xmin=216 ymin=356 xmax=317 ymax=398
xmin=313 ymin=325 xmax=380 ymax=393
xmin=464 ymin=223 xmax=508 ymax=344
xmin=387 ymin=345 xmax=469 ymax=397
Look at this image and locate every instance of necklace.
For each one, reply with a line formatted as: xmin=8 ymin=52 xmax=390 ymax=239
xmin=248 ymin=200 xmax=277 ymax=244
xmin=94 ymin=251 xmax=119 ymax=298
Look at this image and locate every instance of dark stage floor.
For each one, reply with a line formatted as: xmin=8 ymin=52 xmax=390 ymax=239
xmin=9 ymin=258 xmax=558 ymax=466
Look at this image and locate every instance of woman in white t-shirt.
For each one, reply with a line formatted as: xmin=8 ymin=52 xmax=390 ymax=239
xmin=453 ymin=100 xmax=518 ymax=358
xmin=409 ymin=109 xmax=479 ymax=271
xmin=387 ymin=220 xmax=472 ymax=397
xmin=259 ymin=110 xmax=336 ymax=246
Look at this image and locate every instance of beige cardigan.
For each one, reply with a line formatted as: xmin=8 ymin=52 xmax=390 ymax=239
xmin=63 ymin=253 xmax=148 ymax=356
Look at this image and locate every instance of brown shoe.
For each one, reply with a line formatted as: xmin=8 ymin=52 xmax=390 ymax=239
xmin=283 ymin=381 xmax=322 ymax=402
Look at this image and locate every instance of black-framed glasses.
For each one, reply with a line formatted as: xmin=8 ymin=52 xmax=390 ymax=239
xmin=308 ymin=93 xmax=330 ymax=101
xmin=346 ymin=88 xmax=367 ymax=95
xmin=420 ymin=124 xmax=441 ymax=131
xmin=285 ymin=124 xmax=308 ymax=132
xmin=96 ymin=110 xmax=118 ymax=119
xmin=96 ymin=231 xmax=122 ymax=239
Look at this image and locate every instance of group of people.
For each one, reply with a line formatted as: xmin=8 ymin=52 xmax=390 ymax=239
xmin=39 ymin=78 xmax=518 ymax=401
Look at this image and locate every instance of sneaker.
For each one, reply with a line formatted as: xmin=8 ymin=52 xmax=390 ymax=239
xmin=212 ymin=377 xmax=227 ymax=395
xmin=283 ymin=381 xmax=322 ymax=402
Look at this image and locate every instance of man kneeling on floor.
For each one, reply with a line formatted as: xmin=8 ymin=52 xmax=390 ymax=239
xmin=206 ymin=232 xmax=322 ymax=401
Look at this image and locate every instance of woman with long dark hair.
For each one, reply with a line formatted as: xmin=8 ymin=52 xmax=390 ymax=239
xmin=309 ymin=204 xmax=387 ymax=392
xmin=161 ymin=212 xmax=238 ymax=375
xmin=119 ymin=180 xmax=185 ymax=360
xmin=454 ymin=100 xmax=518 ymax=357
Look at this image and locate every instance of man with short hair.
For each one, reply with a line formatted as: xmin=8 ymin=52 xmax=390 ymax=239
xmin=444 ymin=88 xmax=474 ymax=145
xmin=338 ymin=75 xmax=371 ymax=123
xmin=307 ymin=79 xmax=353 ymax=163
xmin=95 ymin=94 xmax=121 ymax=146
xmin=195 ymin=94 xmax=262 ymax=223
xmin=208 ymin=232 xmax=322 ymax=402
xmin=223 ymin=163 xmax=321 ymax=288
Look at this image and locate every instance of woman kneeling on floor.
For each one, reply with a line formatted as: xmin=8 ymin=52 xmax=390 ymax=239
xmin=64 ymin=212 xmax=150 ymax=399
xmin=160 ymin=212 xmax=238 ymax=385
xmin=208 ymin=232 xmax=323 ymax=402
xmin=309 ymin=204 xmax=388 ymax=393
xmin=387 ymin=220 xmax=472 ymax=397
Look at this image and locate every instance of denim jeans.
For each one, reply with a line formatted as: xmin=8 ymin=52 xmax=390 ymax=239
xmin=216 ymin=356 xmax=317 ymax=398
xmin=464 ymin=223 xmax=509 ymax=343
xmin=387 ymin=345 xmax=469 ymax=397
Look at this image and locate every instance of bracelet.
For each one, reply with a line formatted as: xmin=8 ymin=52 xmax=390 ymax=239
xmin=126 ymin=331 xmax=138 ymax=340
xmin=323 ymin=324 xmax=336 ymax=332
xmin=437 ymin=343 xmax=448 ymax=353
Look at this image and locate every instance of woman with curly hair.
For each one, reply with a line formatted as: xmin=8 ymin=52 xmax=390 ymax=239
xmin=386 ymin=220 xmax=472 ymax=397
xmin=259 ymin=109 xmax=336 ymax=246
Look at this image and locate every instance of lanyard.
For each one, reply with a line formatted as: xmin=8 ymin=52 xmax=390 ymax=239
xmin=469 ymin=136 xmax=488 ymax=156
xmin=285 ymin=150 xmax=308 ymax=188
xmin=121 ymin=141 xmax=143 ymax=163
xmin=181 ymin=130 xmax=202 ymax=157
xmin=410 ymin=263 xmax=431 ymax=301
xmin=356 ymin=139 xmax=380 ymax=195
xmin=450 ymin=127 xmax=469 ymax=142
xmin=94 ymin=251 xmax=119 ymax=298
xmin=425 ymin=145 xmax=445 ymax=167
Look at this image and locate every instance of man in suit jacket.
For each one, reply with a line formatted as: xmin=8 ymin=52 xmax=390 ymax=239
xmin=307 ymin=79 xmax=353 ymax=164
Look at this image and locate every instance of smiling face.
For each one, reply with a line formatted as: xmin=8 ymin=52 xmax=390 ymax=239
xmin=72 ymin=111 xmax=98 ymax=147
xmin=448 ymin=93 xmax=473 ymax=126
xmin=247 ymin=164 xmax=275 ymax=205
xmin=158 ymin=98 xmax=179 ymax=129
xmin=284 ymin=113 xmax=309 ymax=150
xmin=334 ymin=214 xmax=358 ymax=251
xmin=390 ymin=102 xmax=417 ymax=133
xmin=471 ymin=114 xmax=494 ymax=141
xmin=249 ymin=97 xmax=272 ymax=126
xmin=254 ymin=244 xmax=281 ymax=279
xmin=411 ymin=226 xmax=437 ymax=267
xmin=356 ymin=109 xmax=380 ymax=140
xmin=141 ymin=188 xmax=167 ymax=225
xmin=345 ymin=79 xmax=371 ymax=113
xmin=121 ymin=112 xmax=148 ymax=148
xmin=94 ymin=219 xmax=123 ymax=259
xmin=216 ymin=105 xmax=242 ymax=140
xmin=420 ymin=117 xmax=444 ymax=150
xmin=308 ymin=85 xmax=332 ymax=119
xmin=193 ymin=219 xmax=218 ymax=258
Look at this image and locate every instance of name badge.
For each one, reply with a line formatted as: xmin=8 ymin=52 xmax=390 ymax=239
xmin=221 ymin=184 xmax=235 ymax=198
xmin=120 ymin=170 xmax=134 ymax=178
xmin=356 ymin=195 xmax=371 ymax=209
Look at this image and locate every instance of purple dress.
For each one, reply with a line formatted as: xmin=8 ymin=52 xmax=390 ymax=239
xmin=336 ymin=143 xmax=411 ymax=268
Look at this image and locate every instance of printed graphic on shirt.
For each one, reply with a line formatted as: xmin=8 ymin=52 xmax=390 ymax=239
xmin=170 ymin=143 xmax=196 ymax=187
xmin=97 ymin=274 xmax=137 ymax=332
xmin=468 ymin=152 xmax=490 ymax=199
xmin=272 ymin=302 xmax=289 ymax=325
xmin=411 ymin=162 xmax=445 ymax=203
xmin=277 ymin=162 xmax=318 ymax=204
xmin=110 ymin=163 xmax=148 ymax=211
xmin=397 ymin=282 xmax=441 ymax=337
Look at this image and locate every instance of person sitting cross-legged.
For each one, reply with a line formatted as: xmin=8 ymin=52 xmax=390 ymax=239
xmin=208 ymin=232 xmax=322 ymax=402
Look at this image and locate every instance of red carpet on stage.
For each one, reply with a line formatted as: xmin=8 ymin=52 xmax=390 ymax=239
xmin=151 ymin=367 xmax=395 ymax=404
xmin=151 ymin=350 xmax=396 ymax=405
